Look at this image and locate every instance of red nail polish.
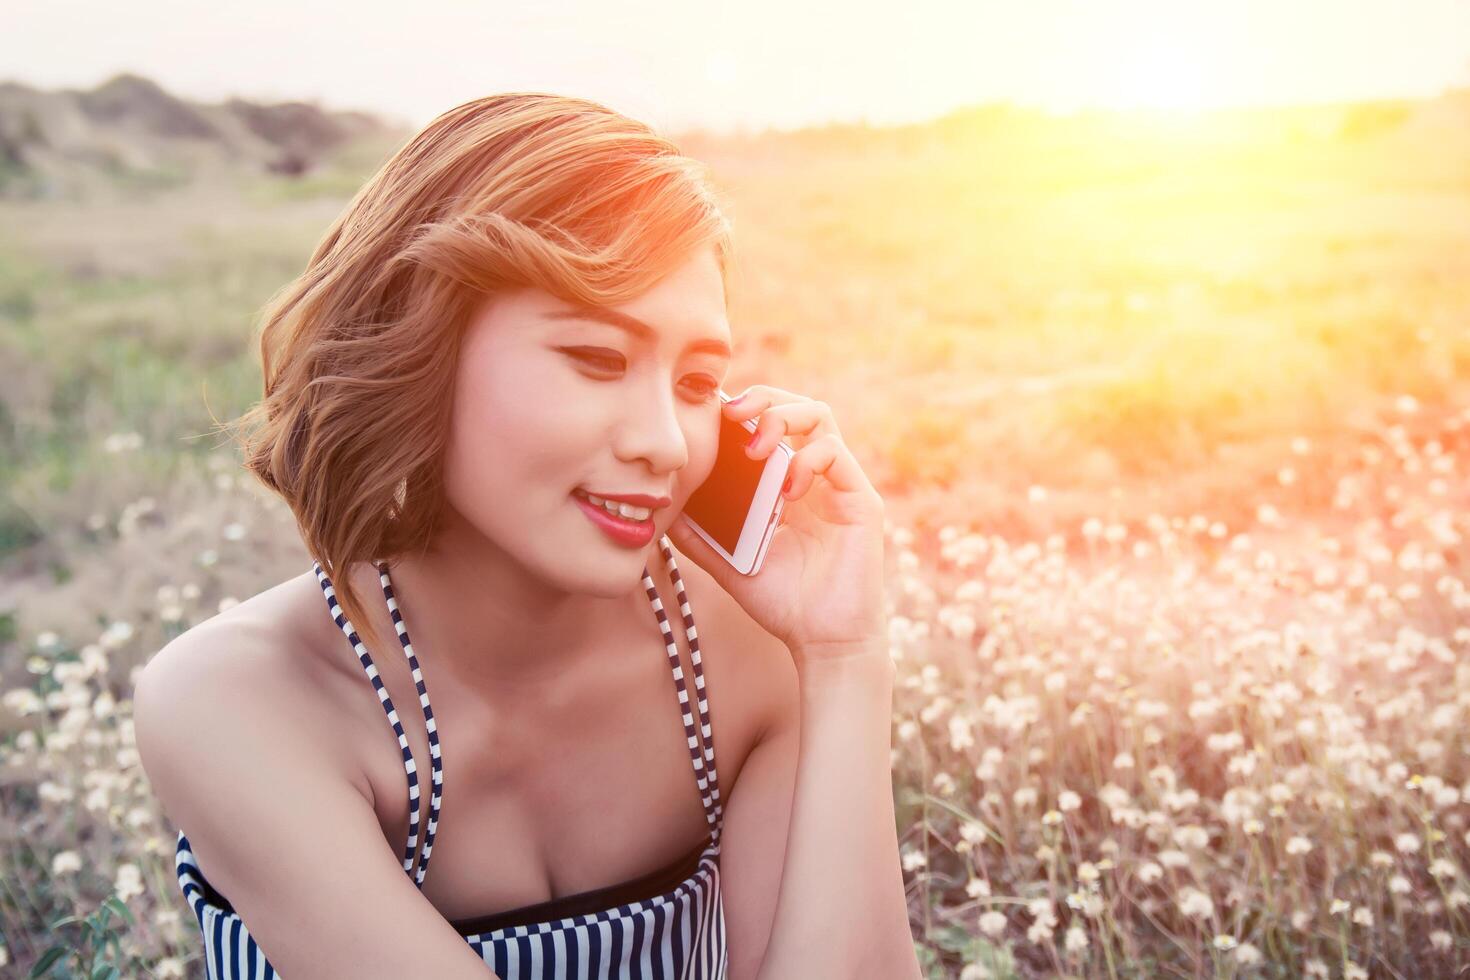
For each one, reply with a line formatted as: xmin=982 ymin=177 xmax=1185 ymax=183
xmin=782 ymin=473 xmax=793 ymax=494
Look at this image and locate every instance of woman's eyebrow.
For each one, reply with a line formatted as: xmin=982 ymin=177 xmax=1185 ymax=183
xmin=544 ymin=305 xmax=732 ymax=359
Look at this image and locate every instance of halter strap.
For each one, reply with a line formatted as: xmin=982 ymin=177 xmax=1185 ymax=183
xmin=312 ymin=532 xmax=723 ymax=888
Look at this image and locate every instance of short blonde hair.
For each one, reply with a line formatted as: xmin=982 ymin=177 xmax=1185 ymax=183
xmin=226 ymin=92 xmax=734 ymax=648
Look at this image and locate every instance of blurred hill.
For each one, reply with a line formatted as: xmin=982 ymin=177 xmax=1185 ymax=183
xmin=0 ymin=72 xmax=411 ymax=199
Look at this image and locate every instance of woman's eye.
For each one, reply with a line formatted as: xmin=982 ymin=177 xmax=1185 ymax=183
xmin=685 ymin=378 xmax=721 ymax=400
xmin=564 ymin=347 xmax=624 ymax=370
xmin=561 ymin=348 xmax=720 ymax=401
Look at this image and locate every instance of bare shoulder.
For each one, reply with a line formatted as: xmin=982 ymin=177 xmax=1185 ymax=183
xmin=134 ymin=568 xmax=324 ymax=709
xmin=130 ymin=571 xmax=495 ymax=978
xmin=664 ymin=546 xmax=799 ymax=748
xmin=132 ymin=569 xmax=373 ymax=816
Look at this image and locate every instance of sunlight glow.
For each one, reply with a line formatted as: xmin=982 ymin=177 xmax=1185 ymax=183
xmin=3 ymin=0 xmax=1467 ymax=132
xmin=1029 ymin=2 xmax=1242 ymax=116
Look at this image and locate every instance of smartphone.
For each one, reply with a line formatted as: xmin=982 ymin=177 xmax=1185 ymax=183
xmin=681 ymin=389 xmax=794 ymax=576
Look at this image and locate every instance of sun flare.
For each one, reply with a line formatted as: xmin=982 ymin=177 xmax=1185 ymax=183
xmin=1027 ymin=1 xmax=1250 ymax=117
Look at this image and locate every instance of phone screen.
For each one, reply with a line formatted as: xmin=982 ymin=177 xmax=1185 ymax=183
xmin=682 ymin=410 xmax=767 ymax=554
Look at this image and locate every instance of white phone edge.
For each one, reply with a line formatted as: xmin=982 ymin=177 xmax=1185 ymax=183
xmin=686 ymin=441 xmax=791 ymax=576
xmin=684 ymin=390 xmax=793 ymax=576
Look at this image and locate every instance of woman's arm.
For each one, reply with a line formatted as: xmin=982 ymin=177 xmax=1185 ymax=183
xmin=667 ymin=384 xmax=920 ymax=978
xmin=754 ymin=641 xmax=921 ymax=980
xmin=133 ymin=628 xmax=500 ymax=979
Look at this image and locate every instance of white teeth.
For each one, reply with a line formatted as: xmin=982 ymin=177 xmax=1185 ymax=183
xmin=580 ymin=491 xmax=652 ymax=522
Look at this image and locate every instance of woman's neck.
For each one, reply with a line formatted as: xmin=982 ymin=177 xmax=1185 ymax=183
xmin=354 ymin=519 xmax=662 ymax=700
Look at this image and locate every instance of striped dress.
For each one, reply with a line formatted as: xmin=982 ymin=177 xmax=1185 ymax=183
xmin=174 ymin=534 xmax=728 ymax=978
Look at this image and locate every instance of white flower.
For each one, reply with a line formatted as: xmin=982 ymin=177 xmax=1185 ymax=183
xmin=1430 ymin=930 xmax=1453 ymax=951
xmin=99 ymin=619 xmax=135 ymax=650
xmin=959 ymin=821 xmax=989 ymax=847
xmin=114 ymin=863 xmax=144 ymax=901
xmin=1212 ymin=934 xmax=1237 ymax=951
xmin=948 ymin=715 xmax=974 ymax=751
xmin=1064 ymin=926 xmax=1088 ymax=953
xmin=1235 ymin=943 xmax=1262 ymax=965
xmin=979 ymin=910 xmax=1007 ymax=937
xmin=38 ymin=781 xmax=74 ymax=804
xmin=1172 ymin=825 xmax=1210 ymax=850
xmin=51 ymin=851 xmax=82 ymax=876
xmin=1285 ymin=836 xmax=1312 ymax=856
xmin=2 ymin=688 xmax=43 ymax=715
xmin=1430 ymin=858 xmax=1458 ymax=878
xmin=1395 ymin=833 xmax=1422 ymax=854
xmin=1159 ymin=849 xmax=1191 ymax=868
xmin=1178 ymin=887 xmax=1214 ymax=920
xmin=1058 ymin=790 xmax=1082 ymax=811
xmin=103 ymin=431 xmax=144 ymax=453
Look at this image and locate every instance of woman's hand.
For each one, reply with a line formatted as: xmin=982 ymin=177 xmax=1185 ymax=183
xmin=665 ymin=385 xmax=888 ymax=665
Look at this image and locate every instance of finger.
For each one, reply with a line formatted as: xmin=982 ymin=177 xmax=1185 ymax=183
xmin=663 ymin=520 xmax=741 ymax=592
xmin=723 ymin=384 xmax=807 ymax=412
xmin=730 ymin=398 xmax=840 ymax=456
xmin=780 ymin=432 xmax=876 ymax=499
xmin=722 ymin=385 xmax=824 ymax=433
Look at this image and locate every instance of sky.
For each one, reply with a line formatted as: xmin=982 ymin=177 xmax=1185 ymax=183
xmin=5 ymin=0 xmax=1470 ymax=135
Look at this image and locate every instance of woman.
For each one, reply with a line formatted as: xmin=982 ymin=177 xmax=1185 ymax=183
xmin=133 ymin=92 xmax=919 ymax=979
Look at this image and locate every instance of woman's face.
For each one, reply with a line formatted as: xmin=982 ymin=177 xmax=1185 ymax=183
xmin=439 ymin=245 xmax=733 ymax=596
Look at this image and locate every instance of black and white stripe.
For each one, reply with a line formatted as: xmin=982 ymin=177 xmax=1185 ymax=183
xmin=174 ymin=534 xmax=727 ymax=978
